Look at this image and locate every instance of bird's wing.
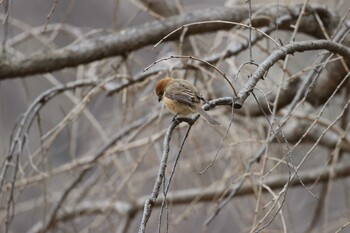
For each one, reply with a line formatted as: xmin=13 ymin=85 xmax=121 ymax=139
xmin=164 ymin=84 xmax=199 ymax=106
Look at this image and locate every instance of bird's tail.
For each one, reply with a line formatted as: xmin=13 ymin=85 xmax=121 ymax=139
xmin=194 ymin=106 xmax=221 ymax=126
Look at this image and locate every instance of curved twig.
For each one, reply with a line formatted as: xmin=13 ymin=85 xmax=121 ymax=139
xmin=234 ymin=40 xmax=350 ymax=109
xmin=144 ymin=55 xmax=237 ymax=96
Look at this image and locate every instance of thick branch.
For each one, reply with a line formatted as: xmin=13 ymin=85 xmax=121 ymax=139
xmin=28 ymin=160 xmax=350 ymax=231
xmin=0 ymin=4 xmax=339 ymax=79
xmin=138 ymin=119 xmax=180 ymax=233
xmin=234 ymin=40 xmax=350 ymax=109
xmin=137 ymin=160 xmax=350 ymax=207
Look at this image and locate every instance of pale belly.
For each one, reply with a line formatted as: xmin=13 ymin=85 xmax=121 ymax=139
xmin=163 ymin=97 xmax=195 ymax=116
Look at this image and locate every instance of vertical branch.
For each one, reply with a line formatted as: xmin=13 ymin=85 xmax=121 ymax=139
xmin=1 ymin=0 xmax=10 ymax=55
xmin=158 ymin=124 xmax=192 ymax=232
xmin=247 ymin=0 xmax=253 ymax=62
xmin=139 ymin=120 xmax=180 ymax=233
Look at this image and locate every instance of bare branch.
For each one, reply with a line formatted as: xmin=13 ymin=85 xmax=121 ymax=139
xmin=0 ymin=4 xmax=341 ymax=79
xmin=138 ymin=119 xmax=180 ymax=233
xmin=234 ymin=40 xmax=350 ymax=109
xmin=27 ymin=160 xmax=350 ymax=232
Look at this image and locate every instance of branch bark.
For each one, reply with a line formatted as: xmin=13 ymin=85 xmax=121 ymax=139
xmin=29 ymin=160 xmax=350 ymax=232
xmin=233 ymin=40 xmax=350 ymax=109
xmin=0 ymin=4 xmax=340 ymax=79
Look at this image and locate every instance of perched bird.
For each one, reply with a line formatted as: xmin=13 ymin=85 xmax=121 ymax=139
xmin=155 ymin=77 xmax=220 ymax=125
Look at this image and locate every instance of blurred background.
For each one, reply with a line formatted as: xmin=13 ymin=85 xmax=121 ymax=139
xmin=1 ymin=0 xmax=350 ymax=232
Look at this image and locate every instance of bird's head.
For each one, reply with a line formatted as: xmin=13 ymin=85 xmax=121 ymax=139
xmin=155 ymin=77 xmax=173 ymax=102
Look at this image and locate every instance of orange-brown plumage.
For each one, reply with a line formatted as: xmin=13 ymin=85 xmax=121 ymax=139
xmin=155 ymin=77 xmax=174 ymax=102
xmin=155 ymin=77 xmax=220 ymax=126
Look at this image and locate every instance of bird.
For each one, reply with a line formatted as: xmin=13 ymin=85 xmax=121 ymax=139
xmin=155 ymin=77 xmax=220 ymax=125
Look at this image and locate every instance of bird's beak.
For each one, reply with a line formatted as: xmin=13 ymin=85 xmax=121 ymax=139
xmin=158 ymin=96 xmax=163 ymax=102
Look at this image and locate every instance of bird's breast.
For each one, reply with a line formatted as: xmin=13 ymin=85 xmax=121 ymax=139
xmin=163 ymin=97 xmax=195 ymax=116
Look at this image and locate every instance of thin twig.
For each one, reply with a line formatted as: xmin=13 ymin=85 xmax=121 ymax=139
xmin=159 ymin=124 xmax=192 ymax=232
xmin=144 ymin=54 xmax=237 ymax=97
xmin=198 ymin=112 xmax=234 ymax=175
xmin=153 ymin=20 xmax=281 ymax=49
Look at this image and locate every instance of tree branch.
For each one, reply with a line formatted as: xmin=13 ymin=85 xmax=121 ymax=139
xmin=233 ymin=40 xmax=350 ymax=109
xmin=28 ymin=160 xmax=350 ymax=232
xmin=0 ymin=4 xmax=340 ymax=79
